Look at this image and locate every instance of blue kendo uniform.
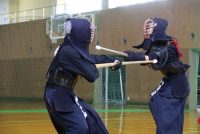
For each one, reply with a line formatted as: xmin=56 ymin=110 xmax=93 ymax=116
xmin=44 ymin=18 xmax=122 ymax=134
xmin=147 ymin=45 xmax=190 ymax=134
xmin=124 ymin=17 xmax=190 ymax=134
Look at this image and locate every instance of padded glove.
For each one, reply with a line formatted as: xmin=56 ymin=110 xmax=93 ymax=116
xmin=124 ymin=51 xmax=145 ymax=61
xmin=110 ymin=58 xmax=122 ymax=71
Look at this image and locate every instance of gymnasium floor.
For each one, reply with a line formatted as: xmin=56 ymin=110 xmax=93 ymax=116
xmin=0 ymin=102 xmax=199 ymax=134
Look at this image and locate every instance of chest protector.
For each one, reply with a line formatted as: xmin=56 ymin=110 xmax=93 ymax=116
xmin=150 ymin=41 xmax=170 ymax=70
xmin=46 ymin=45 xmax=79 ymax=90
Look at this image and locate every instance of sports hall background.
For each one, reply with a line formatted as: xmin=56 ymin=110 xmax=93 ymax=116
xmin=0 ymin=0 xmax=199 ymax=112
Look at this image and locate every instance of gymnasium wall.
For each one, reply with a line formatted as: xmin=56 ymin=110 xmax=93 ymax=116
xmin=0 ymin=0 xmax=199 ymax=107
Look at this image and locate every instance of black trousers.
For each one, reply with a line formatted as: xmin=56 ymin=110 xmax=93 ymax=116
xmin=149 ymin=79 xmax=188 ymax=134
xmin=44 ymin=85 xmax=109 ymax=134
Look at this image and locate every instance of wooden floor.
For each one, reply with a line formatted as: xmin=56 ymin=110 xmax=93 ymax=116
xmin=0 ymin=106 xmax=200 ymax=134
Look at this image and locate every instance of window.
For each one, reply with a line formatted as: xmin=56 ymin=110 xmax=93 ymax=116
xmin=57 ymin=0 xmax=102 ymax=14
xmin=109 ymin=0 xmax=156 ymax=9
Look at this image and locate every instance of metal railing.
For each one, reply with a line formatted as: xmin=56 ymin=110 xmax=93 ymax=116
xmin=0 ymin=5 xmax=66 ymax=25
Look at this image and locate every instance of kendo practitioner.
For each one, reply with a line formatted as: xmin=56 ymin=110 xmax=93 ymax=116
xmin=123 ymin=17 xmax=190 ymax=134
xmin=44 ymin=18 xmax=122 ymax=134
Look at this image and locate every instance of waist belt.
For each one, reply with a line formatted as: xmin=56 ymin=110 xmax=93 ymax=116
xmin=53 ymin=68 xmax=78 ymax=90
